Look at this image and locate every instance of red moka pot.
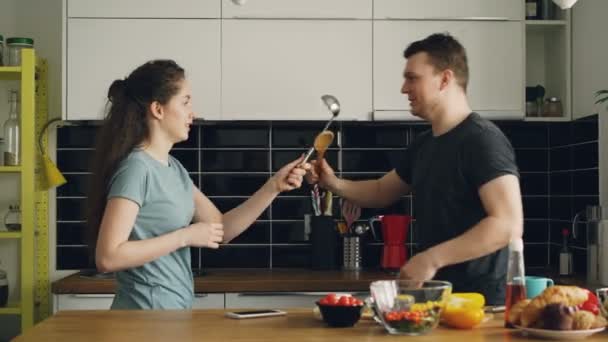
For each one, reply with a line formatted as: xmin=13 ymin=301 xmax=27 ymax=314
xmin=369 ymin=215 xmax=411 ymax=272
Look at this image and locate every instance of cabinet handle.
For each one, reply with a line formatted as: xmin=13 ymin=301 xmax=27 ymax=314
xmin=194 ymin=293 xmax=208 ymax=298
xmin=71 ymin=294 xmax=114 ymax=298
xmin=381 ymin=17 xmax=511 ymax=21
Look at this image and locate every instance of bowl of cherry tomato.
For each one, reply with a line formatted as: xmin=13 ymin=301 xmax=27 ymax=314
xmin=368 ymin=280 xmax=452 ymax=335
xmin=316 ymin=293 xmax=364 ymax=327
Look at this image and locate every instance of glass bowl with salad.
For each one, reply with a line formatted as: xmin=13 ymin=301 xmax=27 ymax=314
xmin=368 ymin=279 xmax=452 ymax=335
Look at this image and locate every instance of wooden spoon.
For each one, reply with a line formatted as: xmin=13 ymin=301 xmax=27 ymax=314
xmin=314 ymin=130 xmax=334 ymax=162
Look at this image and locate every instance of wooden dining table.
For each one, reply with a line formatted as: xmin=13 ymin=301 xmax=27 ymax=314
xmin=13 ymin=308 xmax=607 ymax=341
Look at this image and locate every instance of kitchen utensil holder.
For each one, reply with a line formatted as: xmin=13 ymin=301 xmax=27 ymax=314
xmin=343 ymin=235 xmax=361 ymax=271
xmin=310 ymin=216 xmax=339 ymax=270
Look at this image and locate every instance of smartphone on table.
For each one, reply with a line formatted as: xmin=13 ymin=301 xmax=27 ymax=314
xmin=225 ymin=309 xmax=287 ymax=319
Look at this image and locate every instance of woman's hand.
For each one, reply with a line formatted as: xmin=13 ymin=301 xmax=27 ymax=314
xmin=271 ymin=155 xmax=311 ymax=192
xmin=182 ymin=222 xmax=224 ymax=248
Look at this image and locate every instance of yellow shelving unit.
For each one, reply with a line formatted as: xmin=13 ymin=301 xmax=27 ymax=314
xmin=0 ymin=49 xmax=36 ymax=331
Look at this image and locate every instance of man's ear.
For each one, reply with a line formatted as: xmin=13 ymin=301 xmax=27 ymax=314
xmin=149 ymin=101 xmax=163 ymax=120
xmin=439 ymin=69 xmax=454 ymax=91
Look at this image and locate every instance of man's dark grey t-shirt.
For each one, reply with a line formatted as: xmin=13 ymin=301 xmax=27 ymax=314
xmin=395 ymin=112 xmax=519 ymax=304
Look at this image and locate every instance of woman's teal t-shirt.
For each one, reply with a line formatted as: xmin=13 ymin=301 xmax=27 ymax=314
xmin=106 ymin=149 xmax=195 ymax=309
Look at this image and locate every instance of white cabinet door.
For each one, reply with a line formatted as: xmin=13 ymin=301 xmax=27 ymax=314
xmin=67 ymin=0 xmax=220 ymax=18
xmin=53 ymin=294 xmax=114 ymax=313
xmin=373 ymin=20 xmax=524 ymax=120
xmin=192 ymin=293 xmax=225 ymax=309
xmin=66 ymin=19 xmax=221 ymax=121
xmin=225 ymin=292 xmax=369 ymax=309
xmin=222 ymin=0 xmax=371 ymax=19
xmin=222 ymin=20 xmax=372 ymax=120
xmin=374 ymin=0 xmax=522 ymax=20
xmin=572 ymin=0 xmax=608 ymax=119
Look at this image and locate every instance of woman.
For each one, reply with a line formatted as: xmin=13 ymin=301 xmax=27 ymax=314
xmin=87 ymin=59 xmax=309 ymax=309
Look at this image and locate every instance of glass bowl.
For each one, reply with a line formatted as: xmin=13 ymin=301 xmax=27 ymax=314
xmin=369 ymin=279 xmax=452 ymax=335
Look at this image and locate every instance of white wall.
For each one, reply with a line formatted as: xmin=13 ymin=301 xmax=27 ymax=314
xmin=572 ymin=0 xmax=608 ymax=119
xmin=571 ymin=0 xmax=608 ymax=208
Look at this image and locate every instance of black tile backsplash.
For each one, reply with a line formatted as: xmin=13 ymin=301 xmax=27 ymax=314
xmin=56 ymin=116 xmax=599 ymax=274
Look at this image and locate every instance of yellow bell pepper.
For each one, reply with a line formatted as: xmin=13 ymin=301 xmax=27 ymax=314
xmin=441 ymin=293 xmax=486 ymax=329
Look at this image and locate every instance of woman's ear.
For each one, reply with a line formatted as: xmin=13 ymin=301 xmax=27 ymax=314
xmin=149 ymin=101 xmax=164 ymax=120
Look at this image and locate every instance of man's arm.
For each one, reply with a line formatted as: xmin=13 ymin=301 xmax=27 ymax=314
xmin=332 ymin=169 xmax=411 ymax=208
xmin=401 ymin=174 xmax=523 ymax=279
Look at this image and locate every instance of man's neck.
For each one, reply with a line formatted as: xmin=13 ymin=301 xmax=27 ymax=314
xmin=429 ymin=95 xmax=472 ymax=136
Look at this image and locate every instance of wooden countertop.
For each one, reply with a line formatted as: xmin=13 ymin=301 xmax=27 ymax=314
xmin=13 ymin=309 xmax=607 ymax=342
xmin=52 ymin=268 xmax=594 ymax=294
xmin=52 ymin=269 xmax=392 ymax=294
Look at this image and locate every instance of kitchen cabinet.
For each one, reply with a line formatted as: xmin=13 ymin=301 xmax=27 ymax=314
xmin=225 ymin=292 xmax=369 ymax=309
xmin=373 ymin=20 xmax=524 ymax=120
xmin=65 ymin=19 xmax=221 ymax=121
xmin=53 ymin=293 xmax=224 ymax=312
xmin=221 ymin=20 xmax=372 ymax=121
xmin=221 ymin=0 xmax=371 ymax=19
xmin=572 ymin=0 xmax=608 ymax=119
xmin=525 ymin=11 xmax=572 ymax=121
xmin=67 ymin=0 xmax=220 ymax=18
xmin=374 ymin=0 xmax=522 ymax=20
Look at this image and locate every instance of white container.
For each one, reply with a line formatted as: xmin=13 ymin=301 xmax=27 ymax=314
xmin=6 ymin=37 xmax=34 ymax=66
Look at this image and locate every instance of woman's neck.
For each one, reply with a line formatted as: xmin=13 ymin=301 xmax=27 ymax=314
xmin=140 ymin=137 xmax=172 ymax=166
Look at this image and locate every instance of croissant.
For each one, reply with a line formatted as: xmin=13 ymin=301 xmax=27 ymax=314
xmin=520 ymin=286 xmax=589 ymax=327
xmin=507 ymin=299 xmax=530 ymax=326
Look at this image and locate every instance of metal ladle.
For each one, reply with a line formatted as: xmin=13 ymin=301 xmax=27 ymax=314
xmin=302 ymin=95 xmax=340 ymax=163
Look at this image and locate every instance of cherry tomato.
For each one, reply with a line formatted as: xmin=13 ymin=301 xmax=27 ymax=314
xmin=324 ymin=293 xmax=339 ymax=306
xmin=337 ymin=296 xmax=351 ymax=306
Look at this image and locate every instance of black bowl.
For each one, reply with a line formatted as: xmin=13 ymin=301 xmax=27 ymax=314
xmin=316 ymin=301 xmax=363 ymax=327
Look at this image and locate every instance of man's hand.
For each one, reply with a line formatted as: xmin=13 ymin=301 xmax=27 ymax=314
xmin=305 ymin=158 xmax=340 ymax=192
xmin=399 ymin=250 xmax=441 ymax=281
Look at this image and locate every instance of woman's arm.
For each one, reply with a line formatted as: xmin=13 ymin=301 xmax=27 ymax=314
xmin=192 ymin=156 xmax=309 ymax=243
xmin=96 ymin=197 xmax=223 ymax=273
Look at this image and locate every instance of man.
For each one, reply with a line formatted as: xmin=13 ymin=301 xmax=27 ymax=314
xmin=308 ymin=33 xmax=523 ymax=304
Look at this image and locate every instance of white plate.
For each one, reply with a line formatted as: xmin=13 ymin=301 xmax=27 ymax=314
xmin=515 ymin=326 xmax=605 ymax=340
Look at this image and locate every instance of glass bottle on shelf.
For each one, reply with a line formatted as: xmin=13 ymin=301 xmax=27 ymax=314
xmin=3 ymin=90 xmax=19 ymax=166
xmin=505 ymin=238 xmax=527 ymax=328
xmin=526 ymin=0 xmax=540 ymax=20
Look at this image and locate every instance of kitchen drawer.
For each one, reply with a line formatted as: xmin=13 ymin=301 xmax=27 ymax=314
xmin=225 ymin=292 xmax=369 ymax=309
xmin=54 ymin=293 xmax=224 ymax=312
xmin=222 ymin=0 xmax=371 ymax=19
xmin=67 ymin=0 xmax=220 ymax=18
xmin=53 ymin=294 xmax=114 ymax=312
xmin=192 ymin=293 xmax=225 ymax=309
xmin=374 ymin=0 xmax=522 ymax=20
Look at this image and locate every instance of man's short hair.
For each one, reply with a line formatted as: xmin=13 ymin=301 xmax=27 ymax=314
xmin=404 ymin=33 xmax=469 ymax=91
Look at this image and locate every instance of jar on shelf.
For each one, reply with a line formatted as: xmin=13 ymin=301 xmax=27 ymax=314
xmin=0 ymin=35 xmax=4 ymax=66
xmin=3 ymin=204 xmax=21 ymax=232
xmin=542 ymin=97 xmax=563 ymax=117
xmin=6 ymin=37 xmax=34 ymax=67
